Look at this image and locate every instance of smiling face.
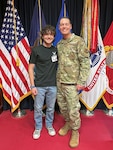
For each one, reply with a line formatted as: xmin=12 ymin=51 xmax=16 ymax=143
xmin=41 ymin=25 xmax=56 ymax=47
xmin=59 ymin=17 xmax=72 ymax=39
xmin=42 ymin=31 xmax=55 ymax=47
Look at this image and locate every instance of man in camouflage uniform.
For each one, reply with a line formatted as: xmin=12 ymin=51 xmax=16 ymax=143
xmin=57 ymin=17 xmax=90 ymax=148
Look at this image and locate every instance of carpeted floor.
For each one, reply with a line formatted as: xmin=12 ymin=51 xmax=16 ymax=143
xmin=0 ymin=109 xmax=113 ymax=150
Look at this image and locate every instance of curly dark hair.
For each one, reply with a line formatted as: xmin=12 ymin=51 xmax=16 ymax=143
xmin=40 ymin=25 xmax=56 ymax=37
xmin=31 ymin=25 xmax=56 ymax=48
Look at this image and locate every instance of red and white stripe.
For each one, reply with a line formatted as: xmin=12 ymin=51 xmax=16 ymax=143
xmin=0 ymin=37 xmax=31 ymax=112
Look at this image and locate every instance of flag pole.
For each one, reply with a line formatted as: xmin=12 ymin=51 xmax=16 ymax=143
xmin=12 ymin=0 xmax=20 ymax=66
xmin=38 ymin=0 xmax=46 ymax=112
xmin=38 ymin=0 xmax=42 ymax=44
xmin=64 ymin=0 xmax=66 ymax=17
xmin=12 ymin=0 xmax=26 ymax=118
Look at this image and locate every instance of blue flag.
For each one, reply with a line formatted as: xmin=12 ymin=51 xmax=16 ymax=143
xmin=53 ymin=0 xmax=68 ymax=46
xmin=28 ymin=0 xmax=46 ymax=46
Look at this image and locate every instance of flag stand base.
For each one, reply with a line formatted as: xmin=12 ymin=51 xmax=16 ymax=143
xmin=81 ymin=109 xmax=94 ymax=116
xmin=12 ymin=108 xmax=26 ymax=118
xmin=104 ymin=109 xmax=113 ymax=116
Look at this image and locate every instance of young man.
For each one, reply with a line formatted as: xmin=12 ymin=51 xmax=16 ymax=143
xmin=57 ymin=17 xmax=90 ymax=148
xmin=28 ymin=25 xmax=58 ymax=139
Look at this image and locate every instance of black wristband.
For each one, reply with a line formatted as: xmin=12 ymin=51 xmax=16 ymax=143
xmin=30 ymin=85 xmax=36 ymax=89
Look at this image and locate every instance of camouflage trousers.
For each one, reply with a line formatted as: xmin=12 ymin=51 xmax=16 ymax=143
xmin=57 ymin=82 xmax=81 ymax=130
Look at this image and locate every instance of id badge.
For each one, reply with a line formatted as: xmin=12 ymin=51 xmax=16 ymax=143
xmin=51 ymin=52 xmax=57 ymax=62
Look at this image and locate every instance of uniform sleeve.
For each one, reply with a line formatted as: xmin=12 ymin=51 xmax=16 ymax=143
xmin=77 ymin=38 xmax=90 ymax=85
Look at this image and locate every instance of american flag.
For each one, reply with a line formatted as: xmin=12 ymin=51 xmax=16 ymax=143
xmin=0 ymin=0 xmax=31 ymax=112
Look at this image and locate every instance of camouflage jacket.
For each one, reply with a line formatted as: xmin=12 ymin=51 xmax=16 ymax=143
xmin=57 ymin=33 xmax=90 ymax=86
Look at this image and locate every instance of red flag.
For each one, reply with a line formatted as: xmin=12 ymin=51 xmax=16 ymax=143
xmin=102 ymin=22 xmax=113 ymax=109
xmin=91 ymin=0 xmax=99 ymax=53
xmin=0 ymin=0 xmax=31 ymax=112
xmin=103 ymin=22 xmax=113 ymax=53
xmin=81 ymin=0 xmax=99 ymax=53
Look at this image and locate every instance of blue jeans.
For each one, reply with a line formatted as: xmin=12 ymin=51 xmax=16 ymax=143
xmin=34 ymin=86 xmax=57 ymax=130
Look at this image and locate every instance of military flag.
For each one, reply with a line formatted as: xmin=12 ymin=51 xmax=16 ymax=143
xmin=80 ymin=27 xmax=106 ymax=111
xmin=80 ymin=0 xmax=106 ymax=111
xmin=102 ymin=22 xmax=113 ymax=109
xmin=29 ymin=0 xmax=46 ymax=46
